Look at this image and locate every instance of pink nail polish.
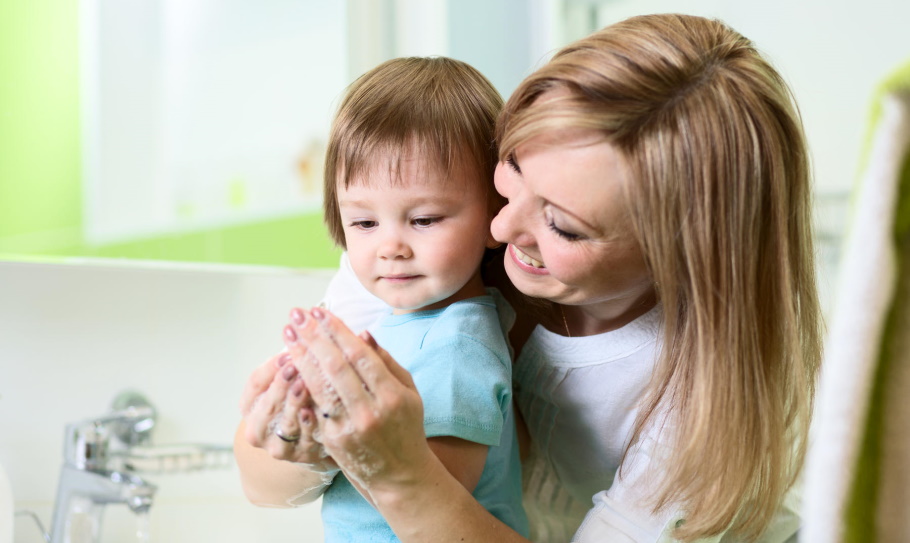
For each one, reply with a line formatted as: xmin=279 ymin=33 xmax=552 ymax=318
xmin=277 ymin=353 xmax=291 ymax=367
xmin=311 ymin=307 xmax=326 ymax=321
xmin=360 ymin=330 xmax=378 ymax=348
xmin=291 ymin=380 xmax=304 ymax=397
xmin=284 ymin=325 xmax=297 ymax=342
xmin=283 ymin=364 xmax=297 ymax=381
xmin=291 ymin=308 xmax=306 ymax=326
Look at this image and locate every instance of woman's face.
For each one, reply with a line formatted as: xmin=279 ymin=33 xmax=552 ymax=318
xmin=490 ymin=128 xmax=655 ymax=321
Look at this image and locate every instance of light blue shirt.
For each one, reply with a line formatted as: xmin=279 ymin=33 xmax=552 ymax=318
xmin=320 ymin=291 xmax=529 ymax=542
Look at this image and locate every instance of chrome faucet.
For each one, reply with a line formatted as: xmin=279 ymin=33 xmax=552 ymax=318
xmin=23 ymin=391 xmax=232 ymax=542
xmin=48 ymin=393 xmax=158 ymax=543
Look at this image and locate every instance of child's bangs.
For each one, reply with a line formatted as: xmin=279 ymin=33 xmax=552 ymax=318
xmin=338 ymin=132 xmax=462 ymax=189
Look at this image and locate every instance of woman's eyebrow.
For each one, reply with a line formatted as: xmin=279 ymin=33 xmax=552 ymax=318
xmin=546 ymin=200 xmax=598 ymax=231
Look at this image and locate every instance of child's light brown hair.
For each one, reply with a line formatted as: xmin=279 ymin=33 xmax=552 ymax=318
xmin=323 ymin=57 xmax=503 ymax=248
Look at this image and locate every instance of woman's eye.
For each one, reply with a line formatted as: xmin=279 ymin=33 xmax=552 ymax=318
xmin=351 ymin=220 xmax=377 ymax=230
xmin=505 ymin=153 xmax=522 ymax=174
xmin=548 ymin=221 xmax=582 ymax=241
xmin=413 ymin=216 xmax=440 ymax=227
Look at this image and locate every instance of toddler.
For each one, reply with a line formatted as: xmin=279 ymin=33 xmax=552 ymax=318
xmin=315 ymin=56 xmax=528 ymax=541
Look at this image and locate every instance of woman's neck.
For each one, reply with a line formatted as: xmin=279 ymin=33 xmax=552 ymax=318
xmin=559 ymin=289 xmax=658 ymax=337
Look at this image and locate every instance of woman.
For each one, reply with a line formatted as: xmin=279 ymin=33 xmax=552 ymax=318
xmin=236 ymin=13 xmax=821 ymax=542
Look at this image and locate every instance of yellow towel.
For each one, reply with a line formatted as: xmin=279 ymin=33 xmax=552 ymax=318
xmin=803 ymin=61 xmax=910 ymax=543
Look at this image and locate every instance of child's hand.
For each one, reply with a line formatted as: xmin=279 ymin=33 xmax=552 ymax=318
xmin=283 ymin=306 xmax=436 ymax=499
xmin=239 ymin=347 xmax=339 ymax=472
xmin=276 ymin=370 xmax=341 ymax=474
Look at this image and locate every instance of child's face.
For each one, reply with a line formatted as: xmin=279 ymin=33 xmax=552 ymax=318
xmin=338 ymin=155 xmax=492 ymax=314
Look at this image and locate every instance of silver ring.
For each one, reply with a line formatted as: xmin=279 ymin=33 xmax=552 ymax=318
xmin=275 ymin=426 xmax=301 ymax=443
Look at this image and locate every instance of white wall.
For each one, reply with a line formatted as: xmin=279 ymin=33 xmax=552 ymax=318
xmin=580 ymin=0 xmax=910 ymax=315
xmin=585 ymin=0 xmax=910 ymax=195
xmin=0 ymin=259 xmax=333 ymax=542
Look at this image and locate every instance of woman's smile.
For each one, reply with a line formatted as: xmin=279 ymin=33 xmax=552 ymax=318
xmin=509 ymin=244 xmax=549 ymax=274
xmin=491 ymin=129 xmax=655 ymax=319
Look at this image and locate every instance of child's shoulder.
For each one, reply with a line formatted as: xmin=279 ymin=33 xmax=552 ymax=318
xmin=435 ymin=289 xmax=499 ymax=323
xmin=425 ymin=290 xmax=511 ymax=353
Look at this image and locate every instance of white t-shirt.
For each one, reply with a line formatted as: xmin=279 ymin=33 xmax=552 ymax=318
xmin=515 ymin=306 xmax=668 ymax=541
xmin=516 ymin=318 xmax=800 ymax=543
xmin=321 ymin=254 xmax=801 ymax=542
xmin=320 ymin=252 xmax=388 ymax=334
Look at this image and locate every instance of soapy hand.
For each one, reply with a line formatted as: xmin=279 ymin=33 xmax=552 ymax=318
xmin=283 ymin=307 xmax=436 ymax=498
xmin=238 ymin=348 xmax=338 ymax=474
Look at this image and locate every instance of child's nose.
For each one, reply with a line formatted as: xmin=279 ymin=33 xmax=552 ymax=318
xmin=377 ymin=232 xmax=412 ymax=260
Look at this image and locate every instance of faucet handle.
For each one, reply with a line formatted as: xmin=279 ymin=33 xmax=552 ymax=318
xmin=62 ymin=391 xmax=157 ymax=469
xmin=109 ymin=390 xmax=157 ymax=447
xmin=64 ymin=422 xmax=109 ymax=470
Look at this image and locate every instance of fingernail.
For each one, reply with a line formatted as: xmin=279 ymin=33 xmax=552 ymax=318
xmin=291 ymin=380 xmax=304 ymax=397
xmin=283 ymin=364 xmax=297 ymax=381
xmin=291 ymin=308 xmax=306 ymax=326
xmin=284 ymin=325 xmax=297 ymax=342
xmin=360 ymin=330 xmax=378 ymax=348
xmin=311 ymin=307 xmax=326 ymax=321
xmin=277 ymin=353 xmax=291 ymax=367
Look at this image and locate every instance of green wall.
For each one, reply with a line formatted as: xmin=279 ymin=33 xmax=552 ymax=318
xmin=0 ymin=0 xmax=339 ymax=268
xmin=0 ymin=0 xmax=82 ymax=254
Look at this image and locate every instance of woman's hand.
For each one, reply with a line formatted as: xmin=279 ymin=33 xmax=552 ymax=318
xmin=283 ymin=306 xmax=435 ymax=497
xmin=281 ymin=307 xmax=528 ymax=541
xmin=238 ymin=349 xmax=337 ymax=474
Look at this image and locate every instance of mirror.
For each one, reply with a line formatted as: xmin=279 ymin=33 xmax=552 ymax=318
xmin=0 ymin=0 xmax=562 ymax=269
xmin=1 ymin=0 xmax=906 ymax=280
xmin=80 ymin=0 xmax=347 ymax=250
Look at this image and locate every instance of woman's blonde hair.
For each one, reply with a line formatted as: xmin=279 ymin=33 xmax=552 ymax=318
xmin=498 ymin=14 xmax=822 ymax=540
xmin=324 ymin=57 xmax=503 ymax=247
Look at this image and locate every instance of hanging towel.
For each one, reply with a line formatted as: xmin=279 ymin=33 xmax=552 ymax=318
xmin=803 ymin=61 xmax=910 ymax=543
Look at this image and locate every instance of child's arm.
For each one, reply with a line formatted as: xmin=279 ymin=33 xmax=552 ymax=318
xmin=234 ymin=421 xmax=336 ymax=507
xmin=236 ymin=352 xmax=339 ymax=507
xmin=427 ymin=436 xmax=487 ymax=493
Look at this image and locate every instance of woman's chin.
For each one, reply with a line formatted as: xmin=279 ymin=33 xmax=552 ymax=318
xmin=503 ymin=255 xmax=557 ymax=300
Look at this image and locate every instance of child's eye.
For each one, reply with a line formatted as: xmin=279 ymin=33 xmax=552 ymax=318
xmin=412 ymin=216 xmax=441 ymax=227
xmin=350 ymin=220 xmax=377 ymax=230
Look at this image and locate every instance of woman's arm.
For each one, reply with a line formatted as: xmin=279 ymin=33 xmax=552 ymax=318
xmin=285 ymin=307 xmax=531 ymax=542
xmin=372 ymin=453 xmax=529 ymax=542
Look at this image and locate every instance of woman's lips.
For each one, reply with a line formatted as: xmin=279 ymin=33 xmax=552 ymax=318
xmin=508 ymin=244 xmax=549 ymax=275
